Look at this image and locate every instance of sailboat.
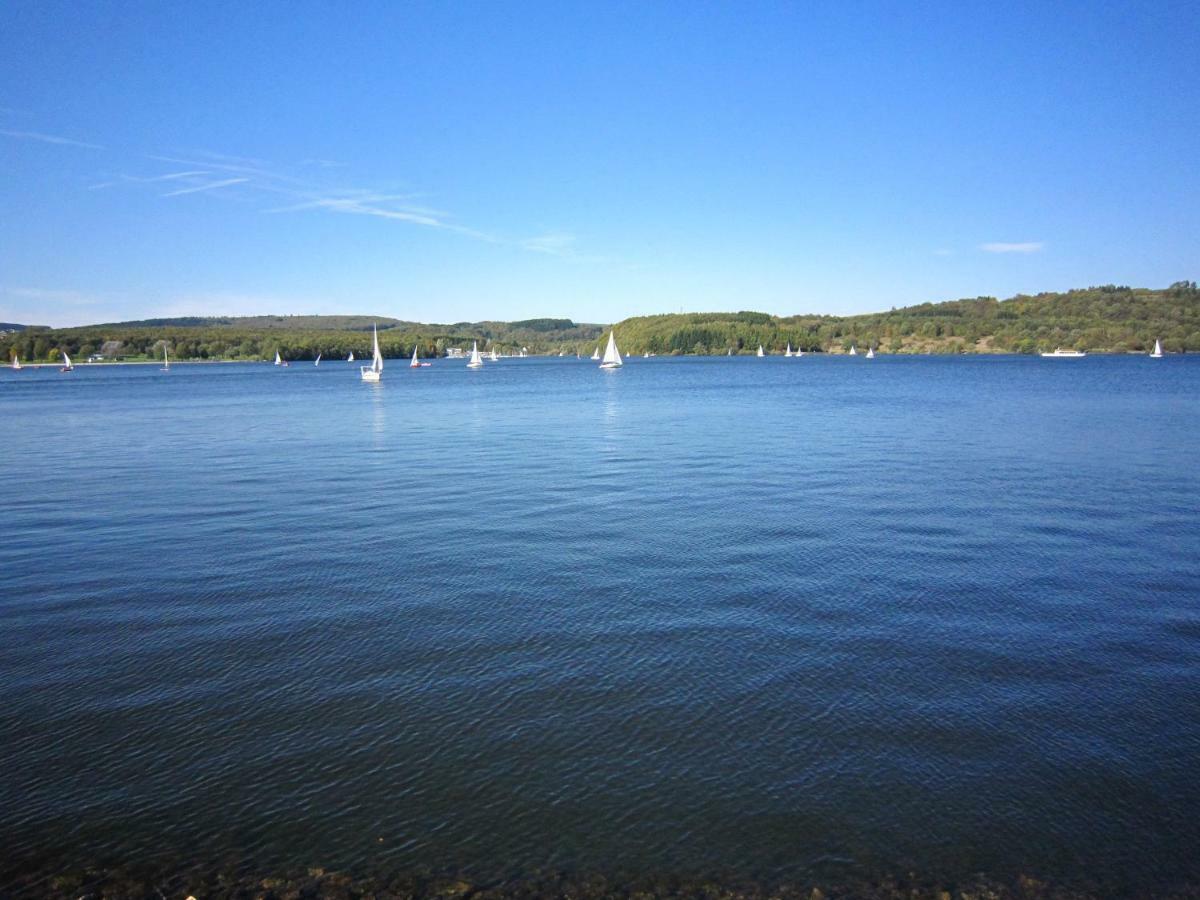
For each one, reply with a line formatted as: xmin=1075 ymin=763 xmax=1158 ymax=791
xmin=756 ymin=345 xmax=765 ymax=357
xmin=274 ymin=350 xmax=289 ymax=367
xmin=161 ymin=344 xmax=170 ymax=372
xmin=347 ymin=351 xmax=355 ymax=362
xmin=60 ymin=351 xmax=73 ymax=372
xmin=1150 ymin=339 xmax=1163 ymax=358
xmin=866 ymin=347 xmax=875 ymax=359
xmin=727 ymin=348 xmax=733 ymax=356
xmin=591 ymin=346 xmax=600 ymax=361
xmin=314 ymin=353 xmax=322 ymax=367
xmin=796 ymin=347 xmax=804 ymax=357
xmin=848 ymin=345 xmax=858 ymax=356
xmin=785 ymin=343 xmax=793 ymax=357
xmin=360 ymin=324 xmax=383 ymax=382
xmin=411 ymin=346 xmax=421 ymax=368
xmin=599 ymin=331 xmax=623 ymax=369
xmin=11 ymin=354 xmax=21 ymax=370
xmin=467 ymin=340 xmax=484 ymax=369
xmin=490 ymin=347 xmax=499 ymax=362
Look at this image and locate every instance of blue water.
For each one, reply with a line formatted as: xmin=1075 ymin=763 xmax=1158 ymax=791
xmin=1 ymin=356 xmax=1198 ymax=890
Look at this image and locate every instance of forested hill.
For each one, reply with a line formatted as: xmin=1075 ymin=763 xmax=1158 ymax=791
xmin=2 ymin=283 xmax=1196 ymax=362
xmin=610 ymin=282 xmax=1199 ymax=355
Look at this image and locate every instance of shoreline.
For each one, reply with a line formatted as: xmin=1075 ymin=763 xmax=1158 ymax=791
xmin=3 ymin=862 xmax=1190 ymax=900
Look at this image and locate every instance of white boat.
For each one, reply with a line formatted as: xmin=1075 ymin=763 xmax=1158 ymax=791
xmin=1041 ymin=347 xmax=1086 ymax=358
xmin=314 ymin=353 xmax=321 ymax=367
xmin=60 ymin=351 xmax=74 ymax=372
xmin=866 ymin=347 xmax=875 ymax=359
xmin=411 ymin=346 xmax=421 ymax=368
xmin=467 ymin=340 xmax=484 ymax=369
xmin=727 ymin=348 xmax=733 ymax=356
xmin=599 ymin=330 xmax=623 ymax=369
xmin=361 ymin=324 xmax=384 ymax=382
xmin=490 ymin=347 xmax=499 ymax=362
xmin=757 ymin=345 xmax=765 ymax=357
xmin=1150 ymin=339 xmax=1163 ymax=358
xmin=785 ymin=343 xmax=793 ymax=357
xmin=161 ymin=345 xmax=170 ymax=371
xmin=347 ymin=352 xmax=355 ymax=362
xmin=11 ymin=354 xmax=21 ymax=370
xmin=848 ymin=345 xmax=858 ymax=356
xmin=796 ymin=348 xmax=804 ymax=357
xmin=591 ymin=346 xmax=600 ymax=361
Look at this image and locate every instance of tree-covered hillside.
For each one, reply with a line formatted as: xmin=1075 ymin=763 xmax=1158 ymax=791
xmin=2 ymin=283 xmax=1196 ymax=362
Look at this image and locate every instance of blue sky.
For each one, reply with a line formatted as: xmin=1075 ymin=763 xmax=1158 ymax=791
xmin=2 ymin=0 xmax=1196 ymax=327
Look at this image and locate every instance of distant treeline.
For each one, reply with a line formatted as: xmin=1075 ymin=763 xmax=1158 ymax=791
xmin=3 ymin=283 xmax=1197 ymax=362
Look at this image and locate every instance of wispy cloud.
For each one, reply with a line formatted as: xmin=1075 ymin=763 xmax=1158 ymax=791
xmin=160 ymin=177 xmax=249 ymax=197
xmin=980 ymin=241 xmax=1044 ymax=254
xmin=522 ymin=232 xmax=576 ymax=255
xmin=0 ymin=129 xmax=104 ymax=150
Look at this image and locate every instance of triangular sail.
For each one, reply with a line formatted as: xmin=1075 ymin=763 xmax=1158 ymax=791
xmin=411 ymin=345 xmax=420 ymax=367
xmin=600 ymin=331 xmax=622 ymax=367
xmin=756 ymin=345 xmax=764 ymax=357
xmin=1152 ymin=339 xmax=1163 ymax=357
xmin=372 ymin=325 xmax=383 ymax=374
xmin=314 ymin=353 xmax=321 ymax=366
xmin=12 ymin=354 xmax=21 ymax=370
xmin=591 ymin=346 xmax=600 ymax=360
xmin=274 ymin=350 xmax=282 ymax=365
xmin=468 ymin=340 xmax=484 ymax=367
xmin=785 ymin=343 xmax=792 ymax=357
xmin=163 ymin=345 xmax=170 ymax=370
xmin=63 ymin=351 xmax=72 ymax=368
xmin=348 ymin=352 xmax=355 ymax=361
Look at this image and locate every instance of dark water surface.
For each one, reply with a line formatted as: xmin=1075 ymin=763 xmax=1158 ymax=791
xmin=2 ymin=356 xmax=1198 ymax=891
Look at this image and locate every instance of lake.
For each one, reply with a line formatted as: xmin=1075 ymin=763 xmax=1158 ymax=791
xmin=1 ymin=355 xmax=1198 ymax=894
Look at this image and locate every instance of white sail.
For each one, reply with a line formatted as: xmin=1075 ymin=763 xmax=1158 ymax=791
xmin=866 ymin=347 xmax=875 ymax=359
xmin=348 ymin=352 xmax=355 ymax=362
xmin=727 ymin=348 xmax=733 ymax=356
xmin=361 ymin=324 xmax=383 ymax=381
xmin=467 ymin=340 xmax=484 ymax=368
xmin=12 ymin=355 xmax=21 ymax=370
xmin=591 ymin=346 xmax=600 ymax=360
xmin=756 ymin=345 xmax=765 ymax=357
xmin=162 ymin=345 xmax=170 ymax=371
xmin=848 ymin=345 xmax=858 ymax=356
xmin=1151 ymin=339 xmax=1163 ymax=358
xmin=62 ymin=351 xmax=72 ymax=369
xmin=785 ymin=343 xmax=792 ymax=357
xmin=490 ymin=347 xmax=499 ymax=362
xmin=274 ymin=350 xmax=282 ymax=366
xmin=599 ymin=331 xmax=622 ymax=368
xmin=314 ymin=353 xmax=321 ymax=366
xmin=411 ymin=345 xmax=420 ymax=368
xmin=796 ymin=347 xmax=804 ymax=357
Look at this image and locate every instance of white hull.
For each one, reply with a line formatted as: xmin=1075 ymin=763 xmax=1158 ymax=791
xmin=360 ymin=368 xmax=381 ymax=382
xmin=1041 ymin=348 xmax=1086 ymax=358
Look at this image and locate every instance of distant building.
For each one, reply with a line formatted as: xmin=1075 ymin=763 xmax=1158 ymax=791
xmin=445 ymin=348 xmax=465 ymax=358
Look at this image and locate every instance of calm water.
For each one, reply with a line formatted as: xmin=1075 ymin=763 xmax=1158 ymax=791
xmin=2 ymin=356 xmax=1198 ymax=891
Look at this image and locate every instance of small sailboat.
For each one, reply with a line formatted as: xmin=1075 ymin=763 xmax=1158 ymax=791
xmin=1150 ymin=339 xmax=1163 ymax=358
xmin=11 ymin=354 xmax=21 ymax=370
xmin=599 ymin=331 xmax=623 ymax=369
xmin=796 ymin=347 xmax=804 ymax=357
xmin=60 ymin=351 xmax=73 ymax=372
xmin=591 ymin=346 xmax=601 ymax=361
xmin=314 ymin=353 xmax=322 ymax=367
xmin=490 ymin=347 xmax=499 ymax=362
xmin=467 ymin=340 xmax=484 ymax=369
xmin=347 ymin=351 xmax=355 ymax=362
xmin=161 ymin=344 xmax=170 ymax=372
xmin=411 ymin=346 xmax=421 ymax=368
xmin=757 ymin=345 xmax=765 ymax=357
xmin=274 ymin=350 xmax=289 ymax=367
xmin=727 ymin=348 xmax=733 ymax=356
xmin=848 ymin=345 xmax=858 ymax=356
xmin=785 ymin=343 xmax=793 ymax=357
xmin=361 ymin=324 xmax=384 ymax=382
xmin=866 ymin=347 xmax=875 ymax=359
